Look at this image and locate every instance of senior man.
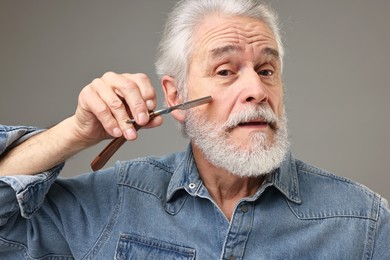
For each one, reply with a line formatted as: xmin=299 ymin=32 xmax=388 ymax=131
xmin=0 ymin=0 xmax=389 ymax=259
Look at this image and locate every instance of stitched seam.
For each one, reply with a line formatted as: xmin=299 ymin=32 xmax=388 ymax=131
xmin=363 ymin=194 xmax=381 ymax=259
xmin=286 ymin=198 xmax=376 ymax=220
xmin=296 ymin=162 xmax=375 ymax=199
xmin=0 ymin=236 xmax=74 ymax=259
xmin=126 ymin=158 xmax=174 ymax=174
xmin=82 ymin=174 xmax=123 ymax=260
xmin=16 ymin=167 xmax=63 ymax=218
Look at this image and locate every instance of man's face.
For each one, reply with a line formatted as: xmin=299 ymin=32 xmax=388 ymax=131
xmin=180 ymin=14 xmax=288 ymax=177
xmin=186 ymin=14 xmax=284 ymax=150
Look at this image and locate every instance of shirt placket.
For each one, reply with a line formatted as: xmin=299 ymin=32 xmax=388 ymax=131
xmin=220 ymin=201 xmax=254 ymax=260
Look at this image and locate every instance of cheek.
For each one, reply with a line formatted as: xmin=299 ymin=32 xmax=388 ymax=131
xmin=210 ymin=92 xmax=238 ymax=120
xmin=187 ymin=84 xmax=235 ymax=119
xmin=268 ymin=88 xmax=284 ymax=116
xmin=277 ymin=93 xmax=285 ymax=116
xmin=193 ymin=102 xmax=229 ymax=129
xmin=186 ymin=81 xmax=212 ymax=101
xmin=278 ymin=101 xmax=284 ymax=116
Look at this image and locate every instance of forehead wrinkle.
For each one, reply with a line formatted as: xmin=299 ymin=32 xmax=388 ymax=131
xmin=192 ymin=16 xmax=279 ymax=67
xmin=198 ymin=25 xmax=241 ymax=53
xmin=246 ymin=32 xmax=276 ymax=45
xmin=200 ymin=23 xmax=276 ymax=51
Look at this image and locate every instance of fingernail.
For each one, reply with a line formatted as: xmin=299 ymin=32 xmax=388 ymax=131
xmin=137 ymin=112 xmax=148 ymax=124
xmin=125 ymin=128 xmax=136 ymax=139
xmin=146 ymin=100 xmax=155 ymax=110
xmin=113 ymin=128 xmax=122 ymax=137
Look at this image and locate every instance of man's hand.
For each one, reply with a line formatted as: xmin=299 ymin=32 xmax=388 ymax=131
xmin=71 ymin=72 xmax=163 ymax=145
xmin=0 ymin=72 xmax=163 ymax=176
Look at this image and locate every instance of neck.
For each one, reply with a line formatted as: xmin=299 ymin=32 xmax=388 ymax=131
xmin=192 ymin=144 xmax=264 ymax=221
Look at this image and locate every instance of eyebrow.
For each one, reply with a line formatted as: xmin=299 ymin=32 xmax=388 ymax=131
xmin=261 ymin=47 xmax=280 ymax=61
xmin=209 ymin=45 xmax=280 ymax=62
xmin=209 ymin=45 xmax=244 ymax=59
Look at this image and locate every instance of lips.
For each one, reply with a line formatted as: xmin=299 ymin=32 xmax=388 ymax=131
xmin=238 ymin=121 xmax=268 ymax=127
xmin=223 ymin=105 xmax=279 ymax=132
xmin=237 ymin=117 xmax=268 ymax=126
xmin=236 ymin=118 xmax=278 ymax=131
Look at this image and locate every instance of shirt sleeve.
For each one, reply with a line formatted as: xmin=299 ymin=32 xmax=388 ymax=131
xmin=0 ymin=124 xmax=45 ymax=154
xmin=0 ymin=125 xmax=120 ymax=258
xmin=0 ymin=125 xmax=65 ymax=221
xmin=372 ymin=197 xmax=390 ymax=259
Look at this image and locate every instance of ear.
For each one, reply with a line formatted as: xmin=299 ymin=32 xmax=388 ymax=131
xmin=161 ymin=75 xmax=185 ymax=122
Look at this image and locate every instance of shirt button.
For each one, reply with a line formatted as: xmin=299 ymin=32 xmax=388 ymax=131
xmin=188 ymin=183 xmax=196 ymax=189
xmin=240 ymin=204 xmax=248 ymax=213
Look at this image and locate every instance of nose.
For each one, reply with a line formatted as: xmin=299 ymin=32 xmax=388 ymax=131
xmin=240 ymin=69 xmax=269 ymax=104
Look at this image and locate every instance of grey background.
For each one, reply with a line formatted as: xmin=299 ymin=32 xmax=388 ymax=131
xmin=0 ymin=1 xmax=389 ymax=200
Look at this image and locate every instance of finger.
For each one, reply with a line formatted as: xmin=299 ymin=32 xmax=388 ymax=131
xmin=143 ymin=115 xmax=163 ymax=129
xmin=89 ymin=78 xmax=138 ymax=140
xmin=123 ymin=73 xmax=157 ymax=110
xmin=102 ymin=72 xmax=152 ymax=126
xmin=80 ymin=82 xmax=123 ymax=138
xmin=121 ymin=73 xmax=157 ymax=123
xmin=94 ymin=79 xmax=137 ymax=138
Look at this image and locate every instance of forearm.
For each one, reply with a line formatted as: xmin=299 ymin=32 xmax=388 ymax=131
xmin=0 ymin=72 xmax=162 ymax=176
xmin=0 ymin=117 xmax=92 ymax=176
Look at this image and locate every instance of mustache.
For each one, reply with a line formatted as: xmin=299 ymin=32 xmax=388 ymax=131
xmin=222 ymin=104 xmax=279 ymax=130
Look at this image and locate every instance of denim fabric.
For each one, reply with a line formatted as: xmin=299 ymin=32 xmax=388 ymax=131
xmin=1 ymin=125 xmax=389 ymax=259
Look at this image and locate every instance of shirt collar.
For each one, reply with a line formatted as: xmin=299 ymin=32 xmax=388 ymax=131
xmin=267 ymin=151 xmax=302 ymax=204
xmin=165 ymin=146 xmax=301 ymax=214
xmin=166 ymin=145 xmax=201 ymax=201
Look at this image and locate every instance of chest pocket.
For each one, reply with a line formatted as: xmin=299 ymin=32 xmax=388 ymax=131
xmin=114 ymin=233 xmax=196 ymax=260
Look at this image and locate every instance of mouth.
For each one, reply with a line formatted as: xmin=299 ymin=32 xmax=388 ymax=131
xmin=236 ymin=118 xmax=278 ymax=131
xmin=223 ymin=106 xmax=280 ymax=132
xmin=238 ymin=120 xmax=269 ymax=127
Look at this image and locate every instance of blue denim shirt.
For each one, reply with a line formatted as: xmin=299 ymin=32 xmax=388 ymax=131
xmin=1 ymin=125 xmax=389 ymax=259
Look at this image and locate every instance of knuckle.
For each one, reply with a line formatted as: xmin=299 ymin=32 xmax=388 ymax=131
xmin=122 ymin=73 xmax=132 ymax=78
xmin=132 ymin=100 xmax=146 ymax=112
xmin=137 ymin=73 xmax=152 ymax=88
xmin=81 ymin=84 xmax=93 ymax=95
xmin=95 ymin=104 xmax=110 ymax=117
xmin=142 ymin=87 xmax=155 ymax=99
xmin=90 ymin=78 xmax=102 ymax=89
xmin=102 ymin=71 xmax=116 ymax=79
xmin=108 ymin=98 xmax=124 ymax=110
xmin=123 ymin=80 xmax=138 ymax=92
xmin=134 ymin=73 xmax=148 ymax=81
xmin=135 ymin=74 xmax=155 ymax=97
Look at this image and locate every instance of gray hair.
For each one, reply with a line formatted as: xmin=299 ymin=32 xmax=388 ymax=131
xmin=155 ymin=0 xmax=284 ymax=99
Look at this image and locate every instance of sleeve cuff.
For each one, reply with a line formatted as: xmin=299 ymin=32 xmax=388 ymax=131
xmin=0 ymin=163 xmax=64 ymax=218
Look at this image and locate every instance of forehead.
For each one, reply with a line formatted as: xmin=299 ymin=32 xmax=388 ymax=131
xmin=192 ymin=15 xmax=278 ymax=58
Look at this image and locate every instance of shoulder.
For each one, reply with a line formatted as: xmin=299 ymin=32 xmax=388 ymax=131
xmin=117 ymin=151 xmax=186 ymax=178
xmin=292 ymin=158 xmax=385 ymax=220
xmin=113 ymin=151 xmax=186 ymax=197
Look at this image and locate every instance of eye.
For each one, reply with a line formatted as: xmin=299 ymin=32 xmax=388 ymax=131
xmin=217 ymin=69 xmax=233 ymax=76
xmin=258 ymin=69 xmax=273 ymax=76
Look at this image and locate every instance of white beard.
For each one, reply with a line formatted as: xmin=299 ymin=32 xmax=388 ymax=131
xmin=182 ymin=103 xmax=290 ymax=178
